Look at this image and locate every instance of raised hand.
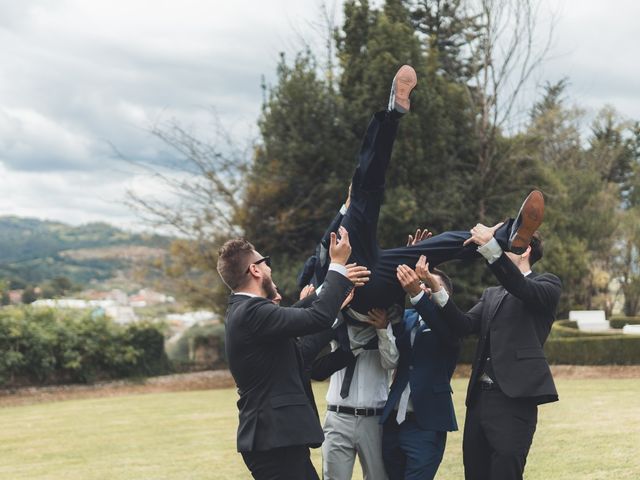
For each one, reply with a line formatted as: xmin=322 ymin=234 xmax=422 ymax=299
xmin=463 ymin=222 xmax=504 ymax=247
xmin=330 ymin=226 xmax=352 ymax=266
xmin=341 ymin=289 xmax=355 ymax=310
xmin=345 ymin=263 xmax=371 ymax=287
xmin=407 ymin=228 xmax=432 ymax=246
xmin=415 ymin=255 xmax=440 ymax=293
xmin=396 ymin=264 xmax=422 ymax=297
xmin=364 ymin=308 xmax=389 ymax=330
xmin=299 ymin=284 xmax=315 ymax=300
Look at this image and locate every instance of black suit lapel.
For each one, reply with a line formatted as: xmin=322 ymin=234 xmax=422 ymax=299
xmin=483 ymin=287 xmax=509 ymax=333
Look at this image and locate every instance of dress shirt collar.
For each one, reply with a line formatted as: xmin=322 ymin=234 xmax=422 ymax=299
xmin=233 ymin=291 xmax=260 ymax=298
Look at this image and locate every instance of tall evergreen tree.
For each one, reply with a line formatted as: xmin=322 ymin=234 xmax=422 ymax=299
xmin=410 ymin=0 xmax=483 ymax=81
xmin=238 ymin=51 xmax=352 ymax=301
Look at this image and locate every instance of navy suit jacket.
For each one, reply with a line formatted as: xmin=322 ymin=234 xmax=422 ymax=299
xmin=381 ymin=296 xmax=460 ymax=432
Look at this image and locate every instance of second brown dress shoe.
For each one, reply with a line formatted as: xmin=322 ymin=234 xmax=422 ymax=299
xmin=508 ymin=190 xmax=545 ymax=254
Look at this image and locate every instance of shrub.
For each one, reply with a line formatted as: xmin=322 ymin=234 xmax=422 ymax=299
xmin=0 ymin=307 xmax=170 ymax=386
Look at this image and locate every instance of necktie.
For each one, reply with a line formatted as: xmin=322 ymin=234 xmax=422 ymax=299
xmin=396 ymin=316 xmax=421 ymax=423
xmin=339 ymin=334 xmax=379 ymax=398
xmin=340 ymin=356 xmax=357 ymax=398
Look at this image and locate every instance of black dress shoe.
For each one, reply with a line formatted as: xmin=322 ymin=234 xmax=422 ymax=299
xmin=387 ymin=65 xmax=417 ymax=115
xmin=508 ymin=190 xmax=544 ymax=254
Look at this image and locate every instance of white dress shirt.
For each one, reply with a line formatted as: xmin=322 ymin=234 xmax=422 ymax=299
xmin=326 ymin=323 xmax=398 ymax=409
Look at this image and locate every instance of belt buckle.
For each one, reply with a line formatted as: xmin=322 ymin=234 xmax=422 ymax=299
xmin=355 ymin=408 xmax=367 ymax=416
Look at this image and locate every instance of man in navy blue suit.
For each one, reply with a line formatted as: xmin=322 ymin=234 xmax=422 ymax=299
xmin=380 ymin=256 xmax=460 ymax=480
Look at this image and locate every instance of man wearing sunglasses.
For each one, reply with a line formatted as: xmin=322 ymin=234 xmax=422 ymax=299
xmin=218 ymin=227 xmax=362 ymax=480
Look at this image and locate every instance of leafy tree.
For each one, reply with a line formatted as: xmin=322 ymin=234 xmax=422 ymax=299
xmin=614 ymin=207 xmax=640 ymax=316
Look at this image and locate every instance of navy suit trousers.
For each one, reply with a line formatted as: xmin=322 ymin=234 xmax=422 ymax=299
xmin=382 ymin=418 xmax=447 ymax=480
xmin=341 ymin=111 xmax=513 ymax=314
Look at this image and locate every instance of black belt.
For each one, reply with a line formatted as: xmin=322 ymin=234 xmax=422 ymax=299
xmin=327 ymin=405 xmax=383 ymax=416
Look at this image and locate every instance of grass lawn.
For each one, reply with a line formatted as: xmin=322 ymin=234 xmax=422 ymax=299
xmin=0 ymin=378 xmax=638 ymax=479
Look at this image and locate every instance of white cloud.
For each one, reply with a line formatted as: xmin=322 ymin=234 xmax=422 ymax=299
xmin=0 ymin=161 xmax=178 ymax=230
xmin=0 ymin=0 xmax=638 ymax=228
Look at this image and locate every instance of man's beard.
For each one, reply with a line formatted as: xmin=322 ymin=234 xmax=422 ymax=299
xmin=262 ymin=276 xmax=278 ymax=301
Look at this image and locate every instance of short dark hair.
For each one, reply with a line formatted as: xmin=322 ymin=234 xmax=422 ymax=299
xmin=217 ymin=238 xmax=256 ymax=290
xmin=432 ymin=268 xmax=453 ymax=295
xmin=529 ymin=231 xmax=543 ymax=265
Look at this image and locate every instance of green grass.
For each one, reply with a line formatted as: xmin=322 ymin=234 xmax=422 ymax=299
xmin=0 ymin=378 xmax=638 ymax=479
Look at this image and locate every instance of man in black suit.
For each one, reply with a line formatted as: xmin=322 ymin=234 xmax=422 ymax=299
xmin=297 ymin=65 xmax=550 ymax=318
xmin=218 ymin=228 xmax=359 ymax=480
xmin=419 ymin=203 xmax=562 ymax=480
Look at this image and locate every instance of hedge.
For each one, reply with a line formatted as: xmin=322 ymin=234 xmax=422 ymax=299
xmin=458 ymin=321 xmax=640 ymax=365
xmin=550 ymin=320 xmax=609 ymax=338
xmin=543 ymin=335 xmax=640 ymax=365
xmin=0 ymin=307 xmax=170 ymax=386
xmin=609 ymin=317 xmax=640 ymax=330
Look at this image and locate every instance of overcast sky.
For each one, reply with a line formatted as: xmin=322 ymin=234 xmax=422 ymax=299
xmin=1 ymin=0 xmax=639 ymax=230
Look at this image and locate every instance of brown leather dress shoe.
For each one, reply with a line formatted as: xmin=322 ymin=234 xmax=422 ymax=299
xmin=388 ymin=65 xmax=417 ymax=114
xmin=508 ymin=190 xmax=545 ymax=254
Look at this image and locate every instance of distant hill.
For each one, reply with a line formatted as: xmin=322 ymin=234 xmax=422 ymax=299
xmin=0 ymin=216 xmax=171 ymax=286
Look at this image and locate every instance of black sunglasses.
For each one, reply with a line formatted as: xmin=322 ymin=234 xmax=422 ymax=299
xmin=246 ymin=256 xmax=271 ymax=274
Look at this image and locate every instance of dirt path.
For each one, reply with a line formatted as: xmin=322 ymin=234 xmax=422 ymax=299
xmin=1 ymin=365 xmax=638 ymax=407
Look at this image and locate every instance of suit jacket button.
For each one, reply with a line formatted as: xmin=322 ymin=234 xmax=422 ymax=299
xmin=409 ymin=365 xmax=414 ymax=370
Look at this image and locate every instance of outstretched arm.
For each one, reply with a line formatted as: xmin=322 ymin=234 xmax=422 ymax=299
xmin=310 ymin=348 xmax=355 ymax=381
xmin=397 ymin=261 xmax=478 ymax=339
xmin=317 ymin=185 xmax=352 ymax=271
xmin=488 ymin=255 xmax=561 ymax=315
xmin=464 ymin=223 xmax=561 ymax=314
xmin=249 ymin=227 xmax=354 ymax=339
xmin=399 ymin=257 xmax=483 ymax=337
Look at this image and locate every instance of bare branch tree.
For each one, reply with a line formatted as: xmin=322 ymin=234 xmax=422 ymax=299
xmin=462 ymin=0 xmax=556 ymax=219
xmin=123 ymin=110 xmax=250 ymax=242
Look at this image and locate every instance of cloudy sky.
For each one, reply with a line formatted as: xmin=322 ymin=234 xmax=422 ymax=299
xmin=1 ymin=0 xmax=639 ymax=230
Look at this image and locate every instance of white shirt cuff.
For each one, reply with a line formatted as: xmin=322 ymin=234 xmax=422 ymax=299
xmin=410 ymin=291 xmax=425 ymax=305
xmin=328 ymin=263 xmax=348 ymax=277
xmin=340 ymin=204 xmax=348 ymax=215
xmin=477 ymin=237 xmax=503 ymax=264
xmin=431 ymin=288 xmax=449 ymax=307
xmin=376 ymin=326 xmax=390 ymax=337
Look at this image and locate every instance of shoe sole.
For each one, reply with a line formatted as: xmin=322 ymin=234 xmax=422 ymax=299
xmin=511 ymin=190 xmax=544 ymax=253
xmin=393 ymin=65 xmax=417 ymax=113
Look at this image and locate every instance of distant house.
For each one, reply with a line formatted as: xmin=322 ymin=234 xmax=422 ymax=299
xmin=104 ymin=305 xmax=138 ymax=324
xmin=128 ymin=288 xmax=175 ymax=308
xmin=166 ymin=310 xmax=218 ymax=327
